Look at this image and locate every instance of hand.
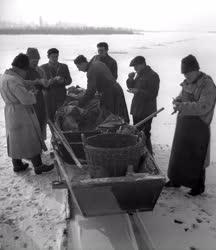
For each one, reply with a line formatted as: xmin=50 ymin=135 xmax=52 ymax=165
xmin=29 ymin=88 xmax=38 ymax=95
xmin=172 ymin=97 xmax=182 ymax=105
xmin=48 ymin=78 xmax=55 ymax=85
xmin=127 ymin=88 xmax=139 ymax=94
xmin=128 ymin=72 xmax=135 ymax=79
xmin=55 ymin=76 xmax=64 ymax=83
xmin=173 ymin=102 xmax=182 ymax=112
xmin=40 ymin=79 xmax=50 ymax=88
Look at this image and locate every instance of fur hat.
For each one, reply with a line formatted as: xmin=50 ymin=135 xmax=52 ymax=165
xmin=26 ymin=48 xmax=40 ymax=60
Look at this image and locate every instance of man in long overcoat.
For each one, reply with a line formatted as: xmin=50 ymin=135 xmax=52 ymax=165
xmin=166 ymin=55 xmax=216 ymax=196
xmin=0 ymin=53 xmax=53 ymax=174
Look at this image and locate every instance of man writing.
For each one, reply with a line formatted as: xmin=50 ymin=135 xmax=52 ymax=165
xmin=40 ymin=48 xmax=72 ymax=121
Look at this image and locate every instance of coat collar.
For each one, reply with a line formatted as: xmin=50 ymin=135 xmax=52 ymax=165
xmin=137 ymin=65 xmax=151 ymax=76
xmin=4 ymin=68 xmax=24 ymax=80
xmin=180 ymin=72 xmax=204 ymax=87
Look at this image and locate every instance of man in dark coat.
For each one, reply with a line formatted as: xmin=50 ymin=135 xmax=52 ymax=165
xmin=40 ymin=48 xmax=72 ymax=121
xmin=74 ymin=55 xmax=129 ymax=123
xmin=25 ymin=48 xmax=48 ymax=139
xmin=91 ymin=42 xmax=118 ymax=79
xmin=126 ymin=56 xmax=160 ymax=154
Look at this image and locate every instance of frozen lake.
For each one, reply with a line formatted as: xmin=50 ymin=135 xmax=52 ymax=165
xmin=0 ymin=32 xmax=216 ymax=161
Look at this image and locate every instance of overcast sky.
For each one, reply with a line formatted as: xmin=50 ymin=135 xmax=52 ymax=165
xmin=0 ymin=0 xmax=216 ymax=30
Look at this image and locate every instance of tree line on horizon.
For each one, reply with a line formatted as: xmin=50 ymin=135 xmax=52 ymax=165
xmin=0 ymin=26 xmax=134 ymax=35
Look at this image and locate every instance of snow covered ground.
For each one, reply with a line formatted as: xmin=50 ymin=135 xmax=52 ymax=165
xmin=0 ymin=32 xmax=216 ymax=249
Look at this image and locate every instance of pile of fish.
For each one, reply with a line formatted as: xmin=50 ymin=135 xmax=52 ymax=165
xmin=55 ymin=86 xmax=111 ymax=131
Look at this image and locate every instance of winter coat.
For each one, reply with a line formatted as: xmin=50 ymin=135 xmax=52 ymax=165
xmin=0 ymin=69 xmax=46 ymax=159
xmin=25 ymin=67 xmax=47 ymax=139
xmin=91 ymin=54 xmax=118 ymax=79
xmin=176 ymin=72 xmax=216 ymax=167
xmin=78 ymin=61 xmax=129 ymax=122
xmin=40 ymin=62 xmax=72 ymax=120
xmin=126 ymin=66 xmax=160 ymax=119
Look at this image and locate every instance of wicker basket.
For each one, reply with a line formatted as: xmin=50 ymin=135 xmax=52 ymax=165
xmin=82 ymin=133 xmax=144 ymax=178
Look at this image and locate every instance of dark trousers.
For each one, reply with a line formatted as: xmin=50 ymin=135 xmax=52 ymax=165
xmin=133 ymin=116 xmax=153 ymax=154
xmin=12 ymin=154 xmax=42 ymax=168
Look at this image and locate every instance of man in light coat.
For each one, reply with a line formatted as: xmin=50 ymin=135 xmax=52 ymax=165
xmin=0 ymin=53 xmax=54 ymax=174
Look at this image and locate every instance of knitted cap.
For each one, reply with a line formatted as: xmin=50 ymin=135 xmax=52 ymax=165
xmin=11 ymin=53 xmax=29 ymax=70
xmin=181 ymin=54 xmax=200 ymax=74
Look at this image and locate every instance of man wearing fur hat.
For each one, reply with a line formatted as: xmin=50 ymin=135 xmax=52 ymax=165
xmin=166 ymin=55 xmax=216 ymax=196
xmin=40 ymin=48 xmax=72 ymax=121
xmin=25 ymin=48 xmax=49 ymax=139
xmin=0 ymin=53 xmax=54 ymax=174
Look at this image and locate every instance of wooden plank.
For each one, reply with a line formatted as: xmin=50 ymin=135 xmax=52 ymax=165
xmin=125 ymin=213 xmax=157 ymax=250
xmin=48 ymin=119 xmax=83 ymax=169
xmin=53 ymin=149 xmax=83 ymax=216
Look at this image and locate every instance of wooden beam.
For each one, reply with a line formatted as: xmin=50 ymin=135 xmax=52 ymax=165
xmin=125 ymin=212 xmax=157 ymax=250
xmin=53 ymin=149 xmax=83 ymax=216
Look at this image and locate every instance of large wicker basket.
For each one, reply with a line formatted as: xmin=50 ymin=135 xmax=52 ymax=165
xmin=82 ymin=133 xmax=144 ymax=178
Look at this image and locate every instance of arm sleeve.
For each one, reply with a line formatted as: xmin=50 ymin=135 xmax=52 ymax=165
xmin=63 ymin=65 xmax=72 ymax=86
xmin=78 ymin=71 xmax=97 ymax=107
xmin=38 ymin=67 xmax=47 ymax=80
xmin=180 ymin=80 xmax=216 ymax=116
xmin=13 ymin=83 xmax=36 ymax=105
xmin=136 ymin=73 xmax=160 ymax=101
xmin=126 ymin=78 xmax=135 ymax=89
xmin=111 ymin=60 xmax=118 ymax=79
xmin=174 ymin=90 xmax=183 ymax=102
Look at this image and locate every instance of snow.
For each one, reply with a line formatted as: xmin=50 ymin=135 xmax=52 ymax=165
xmin=1 ymin=32 xmax=216 ymax=249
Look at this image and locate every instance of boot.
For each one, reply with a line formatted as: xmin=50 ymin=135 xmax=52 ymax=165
xmin=12 ymin=159 xmax=29 ymax=172
xmin=188 ymin=187 xmax=205 ymax=196
xmin=34 ymin=164 xmax=54 ymax=175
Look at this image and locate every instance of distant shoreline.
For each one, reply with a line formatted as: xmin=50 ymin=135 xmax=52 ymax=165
xmin=0 ymin=27 xmax=135 ymax=35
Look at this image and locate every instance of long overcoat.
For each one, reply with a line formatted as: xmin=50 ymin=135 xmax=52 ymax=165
xmin=0 ymin=69 xmax=45 ymax=159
